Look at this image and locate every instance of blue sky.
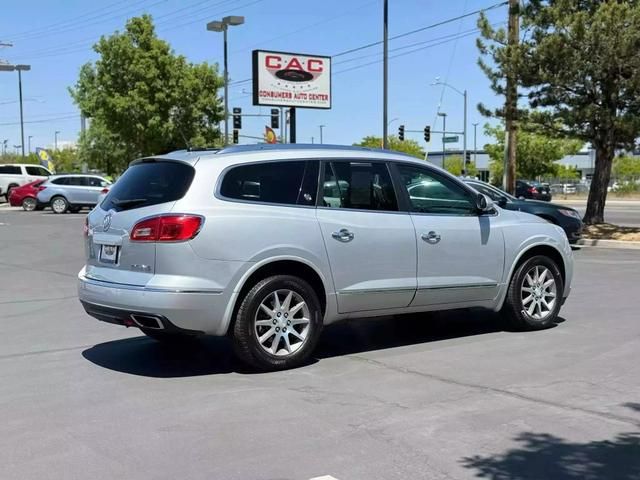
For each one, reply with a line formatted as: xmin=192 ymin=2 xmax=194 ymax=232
xmin=0 ymin=0 xmax=505 ymax=153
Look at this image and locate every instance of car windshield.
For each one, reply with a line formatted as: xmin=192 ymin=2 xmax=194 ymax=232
xmin=467 ymin=181 xmax=516 ymax=202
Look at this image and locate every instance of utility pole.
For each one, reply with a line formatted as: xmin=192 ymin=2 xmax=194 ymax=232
xmin=382 ymin=0 xmax=389 ymax=149
xmin=319 ymin=125 xmax=325 ymax=144
xmin=462 ymin=89 xmax=467 ymax=173
xmin=504 ymin=0 xmax=519 ymax=194
xmin=472 ymin=122 xmax=479 ymax=166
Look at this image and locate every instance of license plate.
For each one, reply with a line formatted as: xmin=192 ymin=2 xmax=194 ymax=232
xmin=99 ymin=244 xmax=119 ymax=264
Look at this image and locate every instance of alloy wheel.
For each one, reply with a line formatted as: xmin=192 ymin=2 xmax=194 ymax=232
xmin=254 ymin=289 xmax=311 ymax=356
xmin=521 ymin=265 xmax=557 ymax=320
xmin=52 ymin=198 xmax=66 ymax=213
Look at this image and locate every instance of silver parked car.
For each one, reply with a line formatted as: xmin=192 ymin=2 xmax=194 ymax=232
xmin=37 ymin=174 xmax=111 ymax=213
xmin=78 ymin=145 xmax=573 ymax=370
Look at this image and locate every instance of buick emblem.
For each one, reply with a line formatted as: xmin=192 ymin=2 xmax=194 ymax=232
xmin=103 ymin=213 xmax=112 ymax=232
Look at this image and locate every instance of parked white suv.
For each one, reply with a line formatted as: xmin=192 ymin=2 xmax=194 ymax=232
xmin=78 ymin=145 xmax=573 ymax=370
xmin=0 ymin=163 xmax=52 ymax=199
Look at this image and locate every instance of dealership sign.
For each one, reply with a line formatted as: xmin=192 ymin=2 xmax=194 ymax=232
xmin=252 ymin=50 xmax=331 ymax=109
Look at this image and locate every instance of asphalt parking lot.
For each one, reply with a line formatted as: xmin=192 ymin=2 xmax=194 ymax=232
xmin=1 ymin=208 xmax=639 ymax=480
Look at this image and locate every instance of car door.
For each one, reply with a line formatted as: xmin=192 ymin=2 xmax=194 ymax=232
xmin=394 ymin=163 xmax=505 ymax=307
xmin=315 ymin=160 xmax=417 ymax=314
xmin=65 ymin=176 xmax=87 ymax=204
xmin=84 ymin=176 xmax=107 ymax=204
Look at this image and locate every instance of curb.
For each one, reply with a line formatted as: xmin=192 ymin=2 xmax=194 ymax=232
xmin=575 ymin=238 xmax=640 ymax=250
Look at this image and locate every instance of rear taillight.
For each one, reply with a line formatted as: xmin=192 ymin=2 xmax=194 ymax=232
xmin=100 ymin=188 xmax=109 ymax=194
xmin=130 ymin=215 xmax=203 ymax=242
xmin=37 ymin=186 xmax=46 ymax=191
xmin=528 ymin=187 xmax=538 ymax=194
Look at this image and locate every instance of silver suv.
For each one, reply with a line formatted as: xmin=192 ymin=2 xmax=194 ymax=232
xmin=38 ymin=174 xmax=111 ymax=213
xmin=78 ymin=145 xmax=573 ymax=370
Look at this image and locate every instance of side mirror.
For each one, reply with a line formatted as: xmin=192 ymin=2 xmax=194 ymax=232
xmin=475 ymin=193 xmax=495 ymax=212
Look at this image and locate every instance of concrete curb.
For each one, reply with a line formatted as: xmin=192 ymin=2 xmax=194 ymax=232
xmin=575 ymin=238 xmax=640 ymax=249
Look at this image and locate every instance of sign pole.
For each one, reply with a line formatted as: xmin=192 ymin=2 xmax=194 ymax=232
xmin=289 ymin=107 xmax=296 ymax=144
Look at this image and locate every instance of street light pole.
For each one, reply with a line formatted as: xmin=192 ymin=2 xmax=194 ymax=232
xmin=472 ymin=122 xmax=479 ymax=166
xmin=0 ymin=63 xmax=31 ymax=159
xmin=463 ymin=89 xmax=467 ymax=170
xmin=438 ymin=112 xmax=447 ymax=167
xmin=382 ymin=0 xmax=389 ymax=149
xmin=28 ymin=135 xmax=33 ymax=154
xmin=319 ymin=125 xmax=325 ymax=144
xmin=207 ymin=16 xmax=245 ymax=148
xmin=54 ymin=130 xmax=60 ymax=151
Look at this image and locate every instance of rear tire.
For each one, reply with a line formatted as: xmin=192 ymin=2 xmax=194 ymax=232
xmin=232 ymin=275 xmax=323 ymax=371
xmin=22 ymin=197 xmax=37 ymax=211
xmin=502 ymin=255 xmax=563 ymax=331
xmin=51 ymin=196 xmax=68 ymax=214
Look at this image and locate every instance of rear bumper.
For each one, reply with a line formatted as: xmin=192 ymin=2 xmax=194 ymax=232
xmin=77 ymin=270 xmax=228 ymax=334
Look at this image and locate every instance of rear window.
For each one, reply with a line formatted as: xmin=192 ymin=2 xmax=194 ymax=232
xmin=101 ymin=161 xmax=195 ymax=212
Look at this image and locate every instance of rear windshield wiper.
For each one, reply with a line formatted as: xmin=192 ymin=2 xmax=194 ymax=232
xmin=111 ymin=198 xmax=147 ymax=207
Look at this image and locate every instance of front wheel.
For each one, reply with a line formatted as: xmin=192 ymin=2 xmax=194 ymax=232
xmin=232 ymin=275 xmax=323 ymax=371
xmin=51 ymin=196 xmax=68 ymax=214
xmin=502 ymin=255 xmax=563 ymax=330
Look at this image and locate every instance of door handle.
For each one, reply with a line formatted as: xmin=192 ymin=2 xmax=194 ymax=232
xmin=331 ymin=228 xmax=355 ymax=242
xmin=421 ymin=231 xmax=441 ymax=243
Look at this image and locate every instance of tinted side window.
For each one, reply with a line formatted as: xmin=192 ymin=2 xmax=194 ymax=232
xmin=86 ymin=177 xmax=105 ymax=187
xmin=26 ymin=166 xmax=44 ymax=176
xmin=397 ymin=164 xmax=475 ymax=215
xmin=322 ymin=161 xmax=398 ymax=211
xmin=102 ymin=161 xmax=195 ymax=212
xmin=0 ymin=165 xmax=21 ymax=174
xmin=52 ymin=177 xmax=69 ymax=185
xmin=68 ymin=177 xmax=86 ymax=186
xmin=220 ymin=161 xmax=317 ymax=206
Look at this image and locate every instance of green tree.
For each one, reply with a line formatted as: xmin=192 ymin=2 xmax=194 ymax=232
xmin=69 ymin=15 xmax=223 ymax=174
xmin=553 ymin=164 xmax=580 ymax=181
xmin=518 ymin=1 xmax=640 ymax=223
xmin=443 ymin=155 xmax=478 ymax=177
xmin=484 ymin=122 xmax=582 ymax=183
xmin=613 ymin=156 xmax=640 ymax=181
xmin=354 ymin=135 xmax=425 ymax=159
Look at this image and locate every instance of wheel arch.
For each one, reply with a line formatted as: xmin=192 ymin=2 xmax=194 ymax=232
xmin=223 ymin=257 xmax=328 ymax=335
xmin=497 ymin=243 xmax=567 ymax=311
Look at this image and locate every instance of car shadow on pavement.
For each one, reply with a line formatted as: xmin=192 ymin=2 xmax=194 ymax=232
xmin=460 ymin=403 xmax=640 ymax=479
xmin=82 ymin=336 xmax=244 ymax=377
xmin=82 ymin=310 xmax=564 ymax=377
xmin=313 ymin=309 xmax=562 ymax=360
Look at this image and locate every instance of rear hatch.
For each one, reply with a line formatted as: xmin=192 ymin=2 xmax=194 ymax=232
xmin=84 ymin=159 xmax=196 ymax=286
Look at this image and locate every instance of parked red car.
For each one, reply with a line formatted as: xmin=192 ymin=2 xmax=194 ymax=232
xmin=8 ymin=180 xmax=46 ymax=211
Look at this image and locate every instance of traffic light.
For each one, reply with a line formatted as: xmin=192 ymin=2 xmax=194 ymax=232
xmin=398 ymin=125 xmax=405 ymax=141
xmin=232 ymin=129 xmax=239 ymax=144
xmin=270 ymin=108 xmax=279 ymax=129
xmin=424 ymin=126 xmax=431 ymax=142
xmin=233 ymin=107 xmax=242 ymax=129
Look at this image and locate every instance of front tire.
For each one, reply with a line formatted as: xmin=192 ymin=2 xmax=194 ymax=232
xmin=502 ymin=255 xmax=563 ymax=330
xmin=232 ymin=275 xmax=323 ymax=371
xmin=51 ymin=196 xmax=68 ymax=214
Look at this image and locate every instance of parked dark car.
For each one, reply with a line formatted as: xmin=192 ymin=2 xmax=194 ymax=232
xmin=464 ymin=179 xmax=582 ymax=243
xmin=516 ymin=180 xmax=552 ymax=201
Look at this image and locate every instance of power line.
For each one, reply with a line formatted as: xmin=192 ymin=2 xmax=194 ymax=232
xmin=333 ymin=1 xmax=507 ymax=58
xmin=229 ymin=1 xmax=506 ymax=87
xmin=0 ymin=114 xmax=80 ymax=126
